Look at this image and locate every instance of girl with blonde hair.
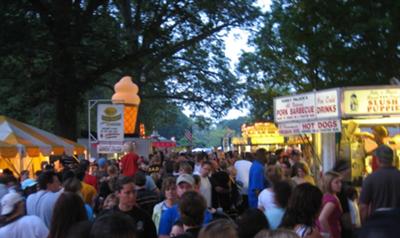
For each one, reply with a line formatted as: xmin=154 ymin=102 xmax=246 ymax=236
xmin=318 ymin=171 xmax=343 ymax=238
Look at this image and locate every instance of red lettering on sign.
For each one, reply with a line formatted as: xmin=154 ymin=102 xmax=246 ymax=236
xmin=277 ymin=109 xmax=288 ymax=116
xmin=317 ymin=120 xmax=337 ymax=129
xmin=316 ymin=105 xmax=336 ymax=113
xmin=290 ymin=106 xmax=314 ymax=115
xmin=302 ymin=122 xmax=315 ymax=130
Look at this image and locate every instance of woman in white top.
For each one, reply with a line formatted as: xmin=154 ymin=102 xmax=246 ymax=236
xmin=258 ymin=164 xmax=283 ymax=212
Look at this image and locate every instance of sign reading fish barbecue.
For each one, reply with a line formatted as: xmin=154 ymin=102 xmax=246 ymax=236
xmin=274 ymin=89 xmax=341 ymax=135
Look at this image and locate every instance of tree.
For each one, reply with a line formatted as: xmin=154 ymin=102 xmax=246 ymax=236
xmin=0 ymin=0 xmax=260 ymax=139
xmin=239 ymin=0 xmax=400 ymax=119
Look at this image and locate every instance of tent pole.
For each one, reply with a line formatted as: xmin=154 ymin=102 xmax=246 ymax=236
xmin=3 ymin=157 xmax=20 ymax=177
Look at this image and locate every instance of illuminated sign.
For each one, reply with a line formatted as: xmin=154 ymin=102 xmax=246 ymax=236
xmin=241 ymin=122 xmax=279 ymax=138
xmin=251 ymin=136 xmax=284 ymax=145
xmin=343 ymin=87 xmax=400 ymax=117
xmin=232 ymin=137 xmax=248 ymax=145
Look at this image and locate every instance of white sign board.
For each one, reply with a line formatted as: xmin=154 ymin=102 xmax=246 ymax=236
xmin=274 ymin=92 xmax=316 ymax=122
xmin=342 ymin=87 xmax=400 ymax=116
xmin=97 ymin=104 xmax=124 ymax=142
xmin=274 ymin=89 xmax=340 ymax=123
xmin=97 ymin=141 xmax=124 ymax=154
xmin=315 ymin=89 xmax=340 ymax=119
xmin=278 ymin=119 xmax=341 ymax=136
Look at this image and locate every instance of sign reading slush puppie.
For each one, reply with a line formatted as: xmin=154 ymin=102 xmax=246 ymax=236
xmin=342 ymin=87 xmax=400 ymax=117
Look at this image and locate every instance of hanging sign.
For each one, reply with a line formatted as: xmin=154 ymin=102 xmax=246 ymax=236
xmin=251 ymin=136 xmax=284 ymax=145
xmin=278 ymin=119 xmax=341 ymax=136
xmin=315 ymin=89 xmax=340 ymax=119
xmin=274 ymin=92 xmax=316 ymax=122
xmin=342 ymin=87 xmax=400 ymax=116
xmin=97 ymin=104 xmax=124 ymax=142
xmin=274 ymin=89 xmax=340 ymax=123
xmin=97 ymin=141 xmax=124 ymax=154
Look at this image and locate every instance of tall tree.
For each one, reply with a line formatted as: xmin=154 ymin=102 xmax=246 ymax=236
xmin=0 ymin=0 xmax=260 ymax=139
xmin=239 ymin=0 xmax=400 ymax=119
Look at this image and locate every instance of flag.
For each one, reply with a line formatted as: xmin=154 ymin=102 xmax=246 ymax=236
xmin=184 ymin=128 xmax=192 ymax=144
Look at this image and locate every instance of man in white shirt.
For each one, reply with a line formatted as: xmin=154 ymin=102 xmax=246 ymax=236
xmin=234 ymin=153 xmax=252 ymax=211
xmin=0 ymin=192 xmax=48 ymax=238
xmin=199 ymin=161 xmax=213 ymax=208
xmin=26 ymin=171 xmax=62 ymax=228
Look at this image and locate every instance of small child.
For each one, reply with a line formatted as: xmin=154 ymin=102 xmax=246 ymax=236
xmin=347 ymin=187 xmax=361 ymax=228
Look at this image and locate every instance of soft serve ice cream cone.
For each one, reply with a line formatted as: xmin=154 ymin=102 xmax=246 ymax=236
xmin=112 ymin=76 xmax=141 ymax=134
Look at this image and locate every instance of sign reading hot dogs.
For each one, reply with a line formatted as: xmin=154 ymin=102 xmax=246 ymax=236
xmin=278 ymin=119 xmax=341 ymax=135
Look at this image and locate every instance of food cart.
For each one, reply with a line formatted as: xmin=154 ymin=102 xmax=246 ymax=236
xmin=274 ymin=85 xmax=400 ymax=184
xmin=340 ymin=86 xmax=400 ymax=184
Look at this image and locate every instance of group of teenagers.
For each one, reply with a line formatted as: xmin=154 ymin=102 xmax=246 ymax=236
xmin=1 ymin=141 xmax=400 ymax=238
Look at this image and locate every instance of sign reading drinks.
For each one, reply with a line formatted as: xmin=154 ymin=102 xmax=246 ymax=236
xmin=342 ymin=87 xmax=400 ymax=116
xmin=97 ymin=104 xmax=124 ymax=142
xmin=274 ymin=89 xmax=340 ymax=123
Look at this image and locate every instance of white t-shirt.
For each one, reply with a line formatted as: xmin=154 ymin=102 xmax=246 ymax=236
xmin=258 ymin=188 xmax=278 ymax=211
xmin=26 ymin=190 xmax=62 ymax=228
xmin=0 ymin=215 xmax=49 ymax=238
xmin=348 ymin=199 xmax=361 ymax=228
xmin=194 ymin=163 xmax=202 ymax=175
xmin=234 ymin=160 xmax=252 ymax=195
xmin=200 ymin=176 xmax=212 ymax=207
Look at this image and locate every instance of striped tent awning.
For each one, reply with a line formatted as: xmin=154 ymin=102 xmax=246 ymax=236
xmin=0 ymin=116 xmax=85 ymax=158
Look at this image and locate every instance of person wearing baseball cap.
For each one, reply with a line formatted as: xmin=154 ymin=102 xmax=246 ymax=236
xmin=158 ymin=174 xmax=212 ymax=238
xmin=360 ymin=144 xmax=400 ymax=223
xmin=0 ymin=192 xmax=48 ymax=238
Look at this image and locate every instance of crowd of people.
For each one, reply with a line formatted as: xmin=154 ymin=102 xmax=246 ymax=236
xmin=0 ymin=142 xmax=400 ymax=238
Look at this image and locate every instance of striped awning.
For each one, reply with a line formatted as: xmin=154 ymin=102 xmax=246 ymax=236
xmin=0 ymin=116 xmax=85 ymax=157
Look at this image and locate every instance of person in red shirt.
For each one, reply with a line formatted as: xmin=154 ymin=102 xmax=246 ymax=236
xmin=120 ymin=142 xmax=141 ymax=177
xmin=81 ymin=159 xmax=98 ymax=190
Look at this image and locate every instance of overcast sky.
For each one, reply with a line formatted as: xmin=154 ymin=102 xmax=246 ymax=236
xmin=184 ymin=0 xmax=272 ymax=121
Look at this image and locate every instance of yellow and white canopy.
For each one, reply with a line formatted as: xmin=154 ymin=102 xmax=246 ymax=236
xmin=0 ymin=115 xmax=85 ymax=158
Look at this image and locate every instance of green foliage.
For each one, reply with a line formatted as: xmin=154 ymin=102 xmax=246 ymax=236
xmin=0 ymin=0 xmax=260 ymax=139
xmin=179 ymin=117 xmax=249 ymax=147
xmin=239 ymin=0 xmax=400 ymax=120
xmin=217 ymin=116 xmax=249 ymax=134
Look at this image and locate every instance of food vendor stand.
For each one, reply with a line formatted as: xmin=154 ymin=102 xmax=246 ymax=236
xmin=274 ymin=88 xmax=342 ymax=174
xmin=232 ymin=122 xmax=285 ymax=153
xmin=340 ymin=86 xmax=400 ymax=184
xmin=274 ymin=85 xmax=400 ymax=184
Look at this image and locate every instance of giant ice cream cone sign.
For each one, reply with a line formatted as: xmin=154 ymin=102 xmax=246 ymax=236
xmin=111 ymin=76 xmax=141 ymax=134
